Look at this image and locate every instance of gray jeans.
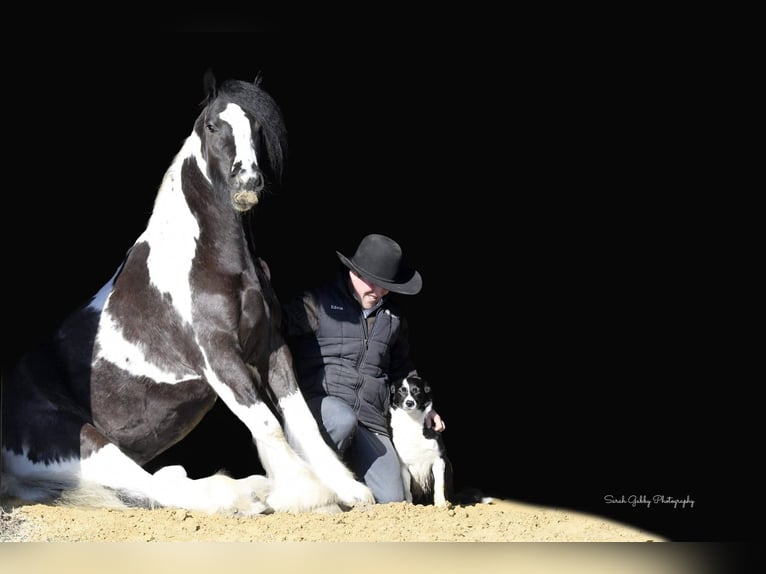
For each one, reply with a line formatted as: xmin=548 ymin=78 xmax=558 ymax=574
xmin=307 ymin=395 xmax=406 ymax=503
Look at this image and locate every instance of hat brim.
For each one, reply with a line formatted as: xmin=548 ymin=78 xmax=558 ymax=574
xmin=337 ymin=252 xmax=422 ymax=295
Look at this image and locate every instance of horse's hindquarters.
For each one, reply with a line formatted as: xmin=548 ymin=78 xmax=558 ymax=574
xmin=90 ymin=374 xmax=218 ymax=464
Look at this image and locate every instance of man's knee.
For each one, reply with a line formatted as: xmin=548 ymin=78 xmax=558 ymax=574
xmin=310 ymin=396 xmax=358 ymax=452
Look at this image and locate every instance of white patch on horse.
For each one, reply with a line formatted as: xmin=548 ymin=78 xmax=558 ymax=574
xmin=94 ymin=310 xmax=198 ymax=383
xmin=220 ymin=103 xmax=260 ymax=171
xmin=136 ymin=134 xmax=202 ymax=325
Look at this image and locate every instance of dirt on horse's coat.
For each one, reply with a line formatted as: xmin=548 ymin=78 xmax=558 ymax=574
xmin=0 ymin=73 xmax=374 ymax=515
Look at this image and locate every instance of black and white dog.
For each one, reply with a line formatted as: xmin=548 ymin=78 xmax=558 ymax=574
xmin=389 ymin=375 xmax=454 ymax=506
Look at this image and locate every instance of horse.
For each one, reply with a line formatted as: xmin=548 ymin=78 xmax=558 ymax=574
xmin=0 ymin=72 xmax=375 ymax=515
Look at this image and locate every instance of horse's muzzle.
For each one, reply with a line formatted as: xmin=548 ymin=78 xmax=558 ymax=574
xmin=231 ymin=170 xmax=264 ymax=212
xmin=233 ymin=189 xmax=260 ymax=212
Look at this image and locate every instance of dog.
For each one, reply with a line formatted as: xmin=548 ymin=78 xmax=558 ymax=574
xmin=389 ymin=375 xmax=454 ymax=506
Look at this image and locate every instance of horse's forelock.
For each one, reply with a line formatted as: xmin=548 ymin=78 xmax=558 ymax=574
xmin=217 ymin=79 xmax=288 ymax=185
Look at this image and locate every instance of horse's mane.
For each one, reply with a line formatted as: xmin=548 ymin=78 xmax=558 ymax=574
xmin=203 ymin=73 xmax=288 ymax=187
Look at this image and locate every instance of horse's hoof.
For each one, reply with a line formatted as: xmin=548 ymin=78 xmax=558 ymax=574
xmin=239 ymin=474 xmax=272 ymax=498
xmin=237 ymin=500 xmax=272 ymax=516
xmin=312 ymin=503 xmax=343 ymax=514
xmin=337 ymin=480 xmax=376 ymax=507
xmin=153 ymin=465 xmax=188 ymax=480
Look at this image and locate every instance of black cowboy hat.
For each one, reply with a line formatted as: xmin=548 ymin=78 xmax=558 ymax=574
xmin=336 ymin=234 xmax=422 ymax=295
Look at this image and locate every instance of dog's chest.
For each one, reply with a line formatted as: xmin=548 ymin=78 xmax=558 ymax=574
xmin=389 ymin=408 xmax=442 ymax=462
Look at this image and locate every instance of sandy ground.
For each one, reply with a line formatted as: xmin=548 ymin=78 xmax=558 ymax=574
xmin=4 ymin=498 xmax=735 ymax=574
xmin=1 ymin=496 xmax=663 ymax=543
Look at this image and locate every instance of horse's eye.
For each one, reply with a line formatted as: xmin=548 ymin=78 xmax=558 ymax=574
xmin=206 ymin=123 xmax=216 ymax=133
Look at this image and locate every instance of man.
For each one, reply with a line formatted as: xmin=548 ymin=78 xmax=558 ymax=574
xmin=281 ymin=233 xmax=445 ymax=503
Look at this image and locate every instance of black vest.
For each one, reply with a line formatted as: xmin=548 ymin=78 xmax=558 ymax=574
xmin=287 ymin=274 xmax=411 ymax=435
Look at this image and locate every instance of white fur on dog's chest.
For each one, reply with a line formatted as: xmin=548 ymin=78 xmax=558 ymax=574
xmin=390 ymin=408 xmax=441 ymax=461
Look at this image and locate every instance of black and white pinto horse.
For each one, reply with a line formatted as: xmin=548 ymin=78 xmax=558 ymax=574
xmin=1 ymin=73 xmax=374 ymax=514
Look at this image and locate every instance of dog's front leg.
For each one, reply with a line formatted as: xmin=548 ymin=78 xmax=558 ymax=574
xmin=432 ymin=458 xmax=448 ymax=507
xmin=400 ymin=465 xmax=413 ymax=503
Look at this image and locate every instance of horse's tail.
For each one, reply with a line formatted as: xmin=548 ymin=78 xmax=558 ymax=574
xmin=0 ymin=470 xmax=152 ymax=510
xmin=54 ymin=484 xmax=134 ymax=509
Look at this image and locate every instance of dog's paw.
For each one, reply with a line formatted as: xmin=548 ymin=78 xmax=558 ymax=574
xmin=452 ymin=486 xmax=493 ymax=505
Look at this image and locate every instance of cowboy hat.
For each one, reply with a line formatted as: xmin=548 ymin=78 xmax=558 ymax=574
xmin=336 ymin=234 xmax=422 ymax=295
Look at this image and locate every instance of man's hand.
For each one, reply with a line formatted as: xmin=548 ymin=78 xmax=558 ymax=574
xmin=425 ymin=410 xmax=446 ymax=432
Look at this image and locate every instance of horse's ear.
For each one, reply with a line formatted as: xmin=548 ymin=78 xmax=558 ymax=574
xmin=253 ymin=71 xmax=263 ymax=87
xmin=203 ymin=68 xmax=218 ymax=101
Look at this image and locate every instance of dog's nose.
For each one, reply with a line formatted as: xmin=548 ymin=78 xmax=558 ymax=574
xmin=404 ymin=399 xmax=416 ymax=408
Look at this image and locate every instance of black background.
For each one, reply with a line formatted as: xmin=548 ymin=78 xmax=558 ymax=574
xmin=1 ymin=8 xmax=749 ymax=543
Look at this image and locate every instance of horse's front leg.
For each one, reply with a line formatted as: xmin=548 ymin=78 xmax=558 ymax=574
xmin=209 ymin=356 xmax=344 ymax=513
xmin=266 ymin=346 xmax=375 ymax=507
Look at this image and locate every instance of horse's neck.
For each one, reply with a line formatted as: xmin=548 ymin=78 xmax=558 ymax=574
xmin=139 ymin=133 xmax=245 ymax=258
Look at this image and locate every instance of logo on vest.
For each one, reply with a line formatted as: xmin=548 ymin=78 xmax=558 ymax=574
xmin=330 ymin=304 xmax=344 ymax=311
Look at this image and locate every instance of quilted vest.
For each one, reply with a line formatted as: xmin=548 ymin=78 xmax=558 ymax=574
xmin=288 ymin=274 xmax=412 ymax=435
